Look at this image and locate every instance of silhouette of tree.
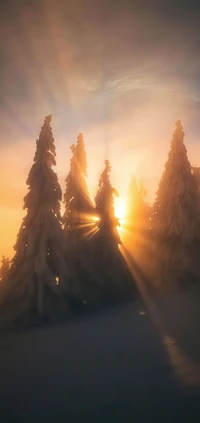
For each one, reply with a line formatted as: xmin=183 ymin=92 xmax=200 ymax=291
xmin=93 ymin=160 xmax=134 ymax=301
xmin=0 ymin=256 xmax=10 ymax=284
xmin=0 ymin=115 xmax=70 ymax=326
xmin=63 ymin=133 xmax=97 ymax=302
xmin=63 ymin=133 xmax=94 ymax=251
xmin=95 ymin=160 xmax=121 ymax=249
xmin=152 ymin=121 xmax=200 ymax=287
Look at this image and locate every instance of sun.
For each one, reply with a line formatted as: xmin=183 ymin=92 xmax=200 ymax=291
xmin=114 ymin=197 xmax=126 ymax=222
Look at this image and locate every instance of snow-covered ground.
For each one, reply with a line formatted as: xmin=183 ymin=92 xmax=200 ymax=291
xmin=0 ymin=297 xmax=200 ymax=422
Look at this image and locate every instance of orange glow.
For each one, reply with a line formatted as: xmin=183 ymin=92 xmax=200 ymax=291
xmin=91 ymin=216 xmax=100 ymax=222
xmin=1 ymin=0 xmax=200 ymax=260
xmin=114 ymin=197 xmax=127 ymax=223
xmin=0 ymin=209 xmax=24 ymax=259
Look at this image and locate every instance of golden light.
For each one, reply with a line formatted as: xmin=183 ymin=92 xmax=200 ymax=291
xmin=114 ymin=197 xmax=126 ymax=223
xmin=91 ymin=216 xmax=100 ymax=222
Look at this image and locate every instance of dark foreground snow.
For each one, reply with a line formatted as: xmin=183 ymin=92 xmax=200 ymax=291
xmin=0 ymin=298 xmax=200 ymax=422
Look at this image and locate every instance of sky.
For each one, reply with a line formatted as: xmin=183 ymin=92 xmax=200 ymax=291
xmin=1 ymin=0 xmax=200 ymax=257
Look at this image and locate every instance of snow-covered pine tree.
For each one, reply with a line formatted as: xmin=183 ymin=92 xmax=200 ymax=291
xmin=63 ymin=133 xmax=94 ymax=252
xmin=152 ymin=121 xmax=200 ymax=287
xmin=0 ymin=115 xmax=70 ymax=326
xmin=63 ymin=133 xmax=99 ymax=301
xmin=93 ymin=160 xmax=135 ymax=301
xmin=152 ymin=120 xmax=200 ymax=243
xmin=0 ymin=256 xmax=10 ymax=284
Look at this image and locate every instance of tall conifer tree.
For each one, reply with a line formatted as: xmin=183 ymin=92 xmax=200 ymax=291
xmin=152 ymin=121 xmax=200 ymax=243
xmin=0 ymin=115 xmax=70 ymax=325
xmin=63 ymin=133 xmax=93 ymax=227
xmin=95 ymin=160 xmax=121 ymax=249
xmin=152 ymin=121 xmax=200 ymax=287
xmin=63 ymin=133 xmax=97 ymax=301
xmin=63 ymin=133 xmax=94 ymax=251
xmin=94 ymin=160 xmax=134 ymax=300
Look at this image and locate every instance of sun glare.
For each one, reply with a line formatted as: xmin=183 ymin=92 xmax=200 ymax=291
xmin=114 ymin=197 xmax=126 ymax=222
xmin=91 ymin=216 xmax=100 ymax=222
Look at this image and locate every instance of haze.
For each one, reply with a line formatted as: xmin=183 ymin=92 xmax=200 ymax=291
xmin=1 ymin=0 xmax=200 ymax=257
